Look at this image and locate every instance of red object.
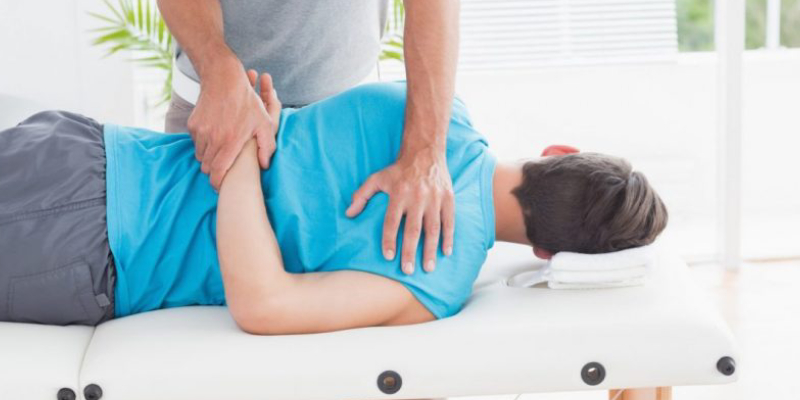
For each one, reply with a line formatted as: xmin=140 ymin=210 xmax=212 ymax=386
xmin=541 ymin=145 xmax=580 ymax=157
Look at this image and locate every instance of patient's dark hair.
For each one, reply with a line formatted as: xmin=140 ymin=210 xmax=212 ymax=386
xmin=511 ymin=153 xmax=668 ymax=254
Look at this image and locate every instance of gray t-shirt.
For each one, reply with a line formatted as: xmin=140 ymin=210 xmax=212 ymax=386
xmin=175 ymin=0 xmax=388 ymax=106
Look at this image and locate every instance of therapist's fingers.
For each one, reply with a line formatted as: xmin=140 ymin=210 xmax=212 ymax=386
xmin=191 ymin=121 xmax=209 ymax=164
xmin=247 ymin=69 xmax=258 ymax=88
xmin=346 ymin=173 xmax=382 ymax=218
xmin=258 ymin=72 xmax=269 ymax=103
xmin=441 ymin=190 xmax=455 ymax=256
xmin=381 ymin=199 xmax=404 ymax=261
xmin=400 ymin=205 xmax=425 ymax=275
xmin=192 ymin=132 xmax=202 ymax=162
xmin=261 ymin=73 xmax=282 ymax=117
xmin=200 ymin=137 xmax=215 ymax=175
xmin=254 ymin=127 xmax=275 ymax=169
xmin=422 ymin=205 xmax=441 ymax=273
xmin=241 ymin=72 xmax=277 ymax=169
xmin=187 ymin=108 xmax=205 ymax=162
xmin=208 ymin=139 xmax=242 ymax=190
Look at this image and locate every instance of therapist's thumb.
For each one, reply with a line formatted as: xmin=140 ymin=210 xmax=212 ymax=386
xmin=260 ymin=73 xmax=281 ymax=117
xmin=254 ymin=128 xmax=275 ymax=169
xmin=346 ymin=174 xmax=382 ymax=218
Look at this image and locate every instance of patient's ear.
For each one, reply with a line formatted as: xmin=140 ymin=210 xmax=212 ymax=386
xmin=532 ymin=246 xmax=553 ymax=260
xmin=541 ymin=145 xmax=580 ymax=157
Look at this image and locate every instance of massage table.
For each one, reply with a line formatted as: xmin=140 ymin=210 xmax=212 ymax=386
xmin=0 ymin=97 xmax=736 ymax=399
xmin=0 ymin=242 xmax=737 ymax=400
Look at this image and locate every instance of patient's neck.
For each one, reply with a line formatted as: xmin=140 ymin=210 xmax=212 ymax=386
xmin=492 ymin=162 xmax=530 ymax=245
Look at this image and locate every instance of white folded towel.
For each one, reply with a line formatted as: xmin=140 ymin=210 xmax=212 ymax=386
xmin=507 ymin=245 xmax=655 ymax=290
xmin=546 ymin=275 xmax=647 ymax=290
xmin=548 ymin=245 xmax=655 ymax=272
xmin=548 ymin=266 xmax=649 ymax=284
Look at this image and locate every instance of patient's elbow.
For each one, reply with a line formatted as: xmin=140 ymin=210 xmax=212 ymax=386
xmin=233 ymin=313 xmax=271 ymax=335
xmin=229 ymin=298 xmax=290 ymax=335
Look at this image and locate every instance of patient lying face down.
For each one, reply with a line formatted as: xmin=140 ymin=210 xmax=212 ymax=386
xmin=0 ymin=80 xmax=667 ymax=333
xmin=213 ymin=81 xmax=669 ymax=334
xmin=506 ymin=147 xmax=669 ymax=260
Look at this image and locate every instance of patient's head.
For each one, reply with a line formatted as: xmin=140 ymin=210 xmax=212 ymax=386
xmin=511 ymin=151 xmax=668 ymax=258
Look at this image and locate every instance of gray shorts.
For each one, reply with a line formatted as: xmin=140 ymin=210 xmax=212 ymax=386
xmin=0 ymin=110 xmax=115 ymax=326
xmin=164 ymin=91 xmax=194 ymax=133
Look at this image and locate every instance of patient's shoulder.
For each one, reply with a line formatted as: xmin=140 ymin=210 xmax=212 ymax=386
xmin=344 ymin=81 xmax=408 ymax=105
xmin=344 ymin=81 xmax=474 ymax=128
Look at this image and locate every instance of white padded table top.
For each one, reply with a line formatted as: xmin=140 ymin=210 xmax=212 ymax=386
xmin=0 ymin=98 xmax=737 ymax=400
xmin=75 ymin=243 xmax=737 ymax=400
xmin=0 ymin=323 xmax=94 ymax=399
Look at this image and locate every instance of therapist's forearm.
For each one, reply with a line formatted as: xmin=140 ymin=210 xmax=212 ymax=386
xmin=156 ymin=0 xmax=241 ymax=80
xmin=401 ymin=0 xmax=460 ymax=153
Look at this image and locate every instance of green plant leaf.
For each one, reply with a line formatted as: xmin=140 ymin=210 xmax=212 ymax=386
xmin=123 ymin=1 xmax=135 ymax=26
xmin=381 ymin=0 xmax=405 ymax=62
xmin=136 ymin=0 xmax=143 ymax=31
xmin=380 ymin=50 xmax=404 ymax=61
xmin=146 ymin=0 xmax=152 ymax=37
xmin=102 ymin=0 xmax=123 ymax=22
xmin=92 ymin=29 xmax=131 ymax=46
xmin=107 ymin=42 xmax=131 ymax=56
xmin=89 ymin=0 xmax=175 ymax=105
xmin=157 ymin=17 xmax=165 ymax=45
xmin=88 ymin=26 xmax=123 ymax=33
xmin=87 ymin=11 xmax=117 ymax=24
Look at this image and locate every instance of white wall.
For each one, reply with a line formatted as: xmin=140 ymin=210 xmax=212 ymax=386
xmin=0 ymin=0 xmax=135 ymax=124
xmin=453 ymin=50 xmax=800 ymax=259
xmin=2 ymin=1 xmax=797 ymax=259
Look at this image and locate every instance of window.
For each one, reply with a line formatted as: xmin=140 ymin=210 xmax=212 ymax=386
xmin=435 ymin=0 xmax=799 ymax=261
xmin=677 ymin=0 xmax=800 ymax=50
xmin=459 ymin=0 xmax=678 ymax=70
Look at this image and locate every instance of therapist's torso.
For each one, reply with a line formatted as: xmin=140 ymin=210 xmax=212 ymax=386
xmin=175 ymin=0 xmax=388 ymax=107
xmin=104 ymin=82 xmax=496 ymax=320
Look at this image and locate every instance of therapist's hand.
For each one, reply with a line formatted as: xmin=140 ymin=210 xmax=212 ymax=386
xmin=345 ymin=0 xmax=459 ymax=276
xmin=187 ymin=62 xmax=278 ymax=190
xmin=346 ymin=147 xmax=455 ymax=275
xmin=246 ymin=69 xmax=282 ymax=133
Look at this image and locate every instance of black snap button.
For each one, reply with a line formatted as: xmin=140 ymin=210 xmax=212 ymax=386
xmin=377 ymin=370 xmax=402 ymax=394
xmin=57 ymin=388 xmax=76 ymax=400
xmin=83 ymin=383 xmax=103 ymax=400
xmin=581 ymin=362 xmax=606 ymax=386
xmin=717 ymin=356 xmax=736 ymax=376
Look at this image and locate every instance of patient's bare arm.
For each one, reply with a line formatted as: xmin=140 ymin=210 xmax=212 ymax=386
xmin=216 ymin=139 xmax=287 ymax=330
xmin=217 ymin=142 xmax=435 ymax=335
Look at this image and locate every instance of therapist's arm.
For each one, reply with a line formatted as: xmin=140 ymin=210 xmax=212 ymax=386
xmin=346 ymin=0 xmax=460 ymax=276
xmin=157 ymin=0 xmax=277 ymax=189
xmin=217 ymin=79 xmax=435 ymax=335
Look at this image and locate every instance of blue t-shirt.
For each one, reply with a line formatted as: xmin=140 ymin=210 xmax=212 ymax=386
xmin=104 ymin=82 xmax=496 ymax=320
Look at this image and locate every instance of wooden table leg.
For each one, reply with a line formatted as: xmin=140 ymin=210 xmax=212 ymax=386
xmin=609 ymin=387 xmax=672 ymax=400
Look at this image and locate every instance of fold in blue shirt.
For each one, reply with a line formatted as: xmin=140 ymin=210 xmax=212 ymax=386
xmin=104 ymin=82 xmax=496 ymax=320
